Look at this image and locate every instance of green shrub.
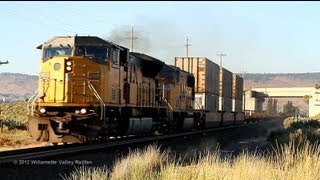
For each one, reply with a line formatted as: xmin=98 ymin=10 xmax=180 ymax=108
xmin=0 ymin=101 xmax=28 ymax=130
xmin=269 ymin=117 xmax=320 ymax=146
xmin=283 ymin=117 xmax=295 ymax=129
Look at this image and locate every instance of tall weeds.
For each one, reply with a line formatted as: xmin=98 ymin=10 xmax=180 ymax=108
xmin=64 ymin=140 xmax=320 ymax=180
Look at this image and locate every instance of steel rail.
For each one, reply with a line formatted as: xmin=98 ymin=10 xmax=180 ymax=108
xmin=0 ymin=122 xmax=260 ymax=165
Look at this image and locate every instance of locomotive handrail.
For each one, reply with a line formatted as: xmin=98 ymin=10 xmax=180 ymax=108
xmin=30 ymin=91 xmax=40 ymax=115
xmin=87 ymin=80 xmax=105 ymax=120
xmin=163 ymin=98 xmax=173 ymax=110
xmin=39 ymin=78 xmax=58 ymax=103
xmin=27 ymin=89 xmax=39 ymax=116
xmin=194 ymin=100 xmax=202 ymax=109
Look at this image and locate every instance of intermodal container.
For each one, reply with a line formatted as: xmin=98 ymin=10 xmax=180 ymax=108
xmin=232 ymin=74 xmax=243 ymax=100
xmin=175 ymin=57 xmax=220 ymax=95
xmin=194 ymin=92 xmax=219 ymax=112
xmin=219 ymin=67 xmax=233 ymax=98
xmin=219 ymin=96 xmax=233 ymax=112
xmin=232 ymin=99 xmax=243 ymax=112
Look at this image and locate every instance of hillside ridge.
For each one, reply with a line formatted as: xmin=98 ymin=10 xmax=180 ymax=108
xmin=1 ymin=72 xmax=320 ymax=102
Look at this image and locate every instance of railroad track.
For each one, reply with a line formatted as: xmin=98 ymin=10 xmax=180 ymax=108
xmin=0 ymin=122 xmax=259 ymax=165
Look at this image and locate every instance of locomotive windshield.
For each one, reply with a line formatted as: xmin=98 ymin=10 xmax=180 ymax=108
xmin=43 ymin=47 xmax=72 ymax=61
xmin=75 ymin=46 xmax=109 ymax=63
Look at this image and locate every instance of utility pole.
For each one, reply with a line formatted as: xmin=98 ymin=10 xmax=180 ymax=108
xmin=126 ymin=27 xmax=138 ymax=52
xmin=216 ymin=52 xmax=226 ymax=68
xmin=217 ymin=52 xmax=226 ymax=111
xmin=184 ymin=36 xmax=192 ymax=58
xmin=241 ymin=71 xmax=247 ymax=79
xmin=241 ymin=70 xmax=247 ymax=114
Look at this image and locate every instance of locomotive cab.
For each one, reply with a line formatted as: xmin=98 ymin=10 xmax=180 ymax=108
xmin=28 ymin=36 xmax=129 ymax=143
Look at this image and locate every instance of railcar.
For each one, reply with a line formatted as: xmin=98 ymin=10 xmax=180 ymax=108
xmin=27 ymin=36 xmax=202 ymax=144
xmin=27 ymin=35 xmax=251 ymax=145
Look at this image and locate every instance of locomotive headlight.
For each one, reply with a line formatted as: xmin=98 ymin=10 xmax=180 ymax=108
xmin=65 ymin=60 xmax=73 ymax=72
xmin=39 ymin=108 xmax=46 ymax=114
xmin=80 ymin=108 xmax=87 ymax=114
xmin=66 ymin=61 xmax=72 ymax=66
xmin=66 ymin=66 xmax=72 ymax=71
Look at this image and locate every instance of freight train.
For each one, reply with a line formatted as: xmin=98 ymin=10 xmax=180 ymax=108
xmin=27 ymin=35 xmax=245 ymax=144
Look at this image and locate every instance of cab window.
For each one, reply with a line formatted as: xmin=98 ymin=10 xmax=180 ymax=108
xmin=43 ymin=47 xmax=72 ymax=61
xmin=75 ymin=46 xmax=109 ymax=63
xmin=112 ymin=49 xmax=120 ymax=65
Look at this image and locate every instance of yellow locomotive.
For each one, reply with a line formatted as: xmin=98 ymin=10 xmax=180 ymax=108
xmin=27 ymin=36 xmax=200 ymax=144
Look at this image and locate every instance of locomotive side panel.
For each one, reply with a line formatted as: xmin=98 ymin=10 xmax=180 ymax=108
xmin=158 ymin=65 xmax=179 ymax=109
xmin=158 ymin=64 xmax=197 ymax=132
xmin=178 ymin=70 xmax=194 ymax=110
xmin=158 ymin=65 xmax=195 ymax=111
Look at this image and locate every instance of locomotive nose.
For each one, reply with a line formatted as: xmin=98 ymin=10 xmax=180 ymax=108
xmin=38 ymin=57 xmax=71 ymax=103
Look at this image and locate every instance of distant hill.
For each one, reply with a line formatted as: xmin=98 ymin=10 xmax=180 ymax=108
xmin=0 ymin=73 xmax=38 ymax=102
xmin=1 ymin=72 xmax=320 ymax=102
xmin=241 ymin=72 xmax=320 ymax=90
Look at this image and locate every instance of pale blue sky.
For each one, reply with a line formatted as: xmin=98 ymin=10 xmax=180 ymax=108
xmin=1 ymin=1 xmax=320 ymax=75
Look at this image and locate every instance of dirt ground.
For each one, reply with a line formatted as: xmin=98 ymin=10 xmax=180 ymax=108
xmin=0 ymin=129 xmax=48 ymax=151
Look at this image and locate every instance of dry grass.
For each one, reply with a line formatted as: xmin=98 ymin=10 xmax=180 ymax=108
xmin=64 ymin=117 xmax=320 ymax=180
xmin=0 ymin=127 xmax=34 ymax=148
xmin=110 ymin=145 xmax=170 ymax=180
xmin=62 ymin=166 xmax=109 ymax=180
xmin=271 ymin=140 xmax=320 ymax=180
xmin=64 ymin=140 xmax=320 ymax=180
